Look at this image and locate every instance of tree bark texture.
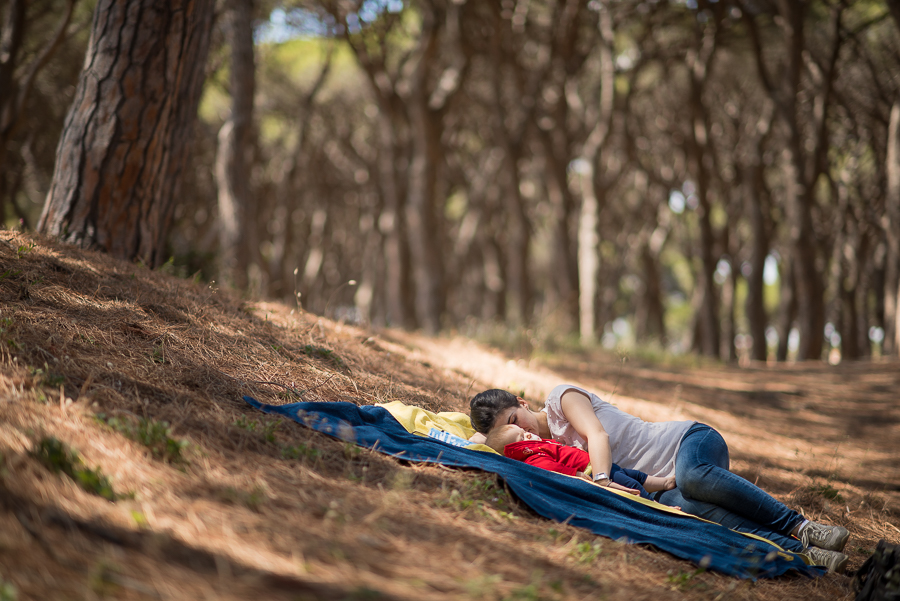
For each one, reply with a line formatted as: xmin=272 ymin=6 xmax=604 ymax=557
xmin=884 ymin=102 xmax=900 ymax=355
xmin=0 ymin=0 xmax=75 ymax=222
xmin=576 ymin=5 xmax=614 ymax=343
xmin=37 ymin=0 xmax=213 ymax=266
xmin=216 ymin=0 xmax=255 ymax=290
xmin=685 ymin=15 xmax=720 ymax=358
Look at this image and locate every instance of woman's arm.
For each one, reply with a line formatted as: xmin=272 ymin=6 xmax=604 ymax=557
xmin=559 ymin=389 xmax=637 ymax=494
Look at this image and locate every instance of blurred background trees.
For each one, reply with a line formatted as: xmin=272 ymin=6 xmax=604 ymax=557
xmin=5 ymin=0 xmax=900 ymax=362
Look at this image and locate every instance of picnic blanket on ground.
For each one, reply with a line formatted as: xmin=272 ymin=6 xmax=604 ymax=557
xmin=243 ymin=396 xmax=824 ymax=580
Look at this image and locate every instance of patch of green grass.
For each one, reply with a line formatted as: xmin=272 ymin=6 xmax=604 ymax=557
xmin=281 ymin=442 xmax=319 ymax=461
xmin=0 ymin=317 xmax=16 ymax=348
xmin=150 ymin=341 xmax=166 ymax=364
xmin=218 ymin=485 xmax=266 ymax=512
xmin=98 ymin=414 xmax=188 ymax=464
xmin=29 ymin=363 xmax=65 ymax=388
xmin=88 ymin=560 xmax=120 ymax=597
xmin=465 ymin=574 xmax=501 ymax=599
xmin=666 ymin=567 xmax=706 ymax=591
xmin=31 ymin=437 xmax=117 ymax=501
xmin=15 ymin=243 xmax=35 ymax=259
xmin=233 ymin=416 xmax=279 ymax=443
xmin=300 ymin=344 xmax=345 ymax=368
xmin=501 ymin=571 xmax=559 ymax=601
xmin=808 ymin=483 xmax=844 ymax=503
xmin=440 ymin=476 xmax=513 ymax=517
xmin=0 ymin=578 xmax=17 ymax=601
xmin=0 ymin=269 xmax=22 ymax=282
xmin=570 ymin=540 xmax=603 ymax=564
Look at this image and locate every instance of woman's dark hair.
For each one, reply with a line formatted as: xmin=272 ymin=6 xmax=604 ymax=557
xmin=469 ymin=389 xmax=519 ymax=433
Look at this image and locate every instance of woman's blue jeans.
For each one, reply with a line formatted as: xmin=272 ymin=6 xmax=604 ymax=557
xmin=656 ymin=423 xmax=805 ymax=552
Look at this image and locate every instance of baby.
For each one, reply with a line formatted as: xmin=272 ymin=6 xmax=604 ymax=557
xmin=485 ymin=424 xmax=676 ymax=500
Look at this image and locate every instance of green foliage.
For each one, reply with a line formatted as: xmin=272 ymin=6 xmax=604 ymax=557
xmin=500 ymin=572 xmax=561 ymax=601
xmin=666 ymin=568 xmax=706 ymax=591
xmin=88 ymin=560 xmax=120 ymax=597
xmin=31 ymin=437 xmax=116 ymax=501
xmin=0 ymin=317 xmax=17 ymax=349
xmin=808 ymin=483 xmax=844 ymax=503
xmin=281 ymin=442 xmax=319 ymax=461
xmin=342 ymin=441 xmax=362 ymax=459
xmin=233 ymin=415 xmax=279 ymax=443
xmin=300 ymin=344 xmax=345 ymax=368
xmin=29 ymin=363 xmax=65 ymax=388
xmin=0 ymin=578 xmax=17 ymax=601
xmin=15 ymin=243 xmax=35 ymax=259
xmin=440 ymin=476 xmax=514 ymax=516
xmin=98 ymin=414 xmax=188 ymax=464
xmin=150 ymin=340 xmax=167 ymax=364
xmin=0 ymin=269 xmax=22 ymax=282
xmin=218 ymin=485 xmax=266 ymax=512
xmin=464 ymin=574 xmax=501 ymax=599
xmin=569 ymin=540 xmax=603 ymax=564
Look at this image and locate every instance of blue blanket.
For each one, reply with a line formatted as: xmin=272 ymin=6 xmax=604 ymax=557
xmin=243 ymin=397 xmax=823 ymax=579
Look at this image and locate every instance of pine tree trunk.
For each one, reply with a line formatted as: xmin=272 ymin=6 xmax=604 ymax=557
xmin=37 ymin=0 xmax=213 ymax=266
xmin=884 ymin=102 xmax=900 ymax=355
xmin=216 ymin=0 xmax=255 ymax=291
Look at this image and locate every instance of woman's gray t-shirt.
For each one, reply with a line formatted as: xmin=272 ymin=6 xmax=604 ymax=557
xmin=543 ymin=384 xmax=694 ymax=478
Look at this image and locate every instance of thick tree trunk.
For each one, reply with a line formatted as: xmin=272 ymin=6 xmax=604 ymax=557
xmin=216 ymin=0 xmax=255 ymax=291
xmin=37 ymin=0 xmax=213 ymax=266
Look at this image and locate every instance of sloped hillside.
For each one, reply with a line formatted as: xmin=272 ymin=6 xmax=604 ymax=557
xmin=1 ymin=229 xmax=897 ymax=600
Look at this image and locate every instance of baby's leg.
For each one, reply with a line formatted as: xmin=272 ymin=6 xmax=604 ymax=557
xmin=643 ymin=475 xmax=676 ymax=493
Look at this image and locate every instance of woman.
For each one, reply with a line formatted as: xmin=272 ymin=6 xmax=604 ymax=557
xmin=469 ymin=384 xmax=851 ymax=573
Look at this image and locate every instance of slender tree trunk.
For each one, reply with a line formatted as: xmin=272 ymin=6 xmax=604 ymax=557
xmin=300 ymin=208 xmax=327 ymax=309
xmin=635 ymin=225 xmax=667 ymax=343
xmin=744 ymin=163 xmax=769 ymax=361
xmin=776 ymin=259 xmax=797 ymax=362
xmin=685 ymin=15 xmax=720 ymax=358
xmin=489 ymin=15 xmax=531 ymax=327
xmin=216 ymin=0 xmax=255 ymax=290
xmin=884 ymin=102 xmax=900 ymax=355
xmin=575 ymin=5 xmax=614 ymax=343
xmin=577 ymin=167 xmax=599 ymax=343
xmin=37 ymin=0 xmax=213 ymax=265
xmin=375 ymin=109 xmax=415 ymax=329
xmin=542 ymin=146 xmax=579 ymax=327
xmin=406 ymin=57 xmax=445 ymax=333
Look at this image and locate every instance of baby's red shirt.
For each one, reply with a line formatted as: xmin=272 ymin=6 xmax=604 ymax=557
xmin=503 ymin=439 xmax=589 ymax=476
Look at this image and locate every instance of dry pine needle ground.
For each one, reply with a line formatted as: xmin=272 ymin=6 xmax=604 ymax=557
xmin=0 ymin=229 xmax=897 ymax=600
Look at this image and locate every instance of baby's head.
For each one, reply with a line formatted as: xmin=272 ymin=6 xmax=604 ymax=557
xmin=485 ymin=424 xmax=541 ymax=453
